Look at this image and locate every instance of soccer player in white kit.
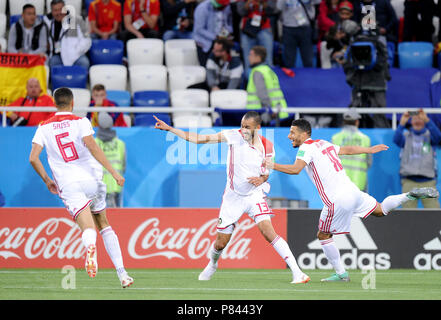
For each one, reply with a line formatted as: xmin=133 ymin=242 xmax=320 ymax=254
xmin=29 ymin=87 xmax=134 ymax=288
xmin=154 ymin=112 xmax=310 ymax=284
xmin=266 ymin=118 xmax=439 ymax=282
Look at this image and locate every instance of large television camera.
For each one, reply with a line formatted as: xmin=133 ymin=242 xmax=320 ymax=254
xmin=345 ymin=30 xmax=382 ymax=70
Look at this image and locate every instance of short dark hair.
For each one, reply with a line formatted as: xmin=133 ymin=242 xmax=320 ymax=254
xmin=213 ymin=37 xmax=232 ymax=52
xmin=23 ymin=4 xmax=35 ymax=12
xmin=92 ymin=84 xmax=106 ymax=92
xmin=243 ymin=111 xmax=262 ymax=126
xmin=291 ymin=118 xmax=312 ymax=136
xmin=51 ymin=0 xmax=65 ymax=7
xmin=54 ymin=87 xmax=73 ymax=109
xmin=251 ymin=46 xmax=267 ymax=63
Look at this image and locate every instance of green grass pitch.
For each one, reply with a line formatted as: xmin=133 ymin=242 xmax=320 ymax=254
xmin=0 ymin=269 xmax=440 ymax=300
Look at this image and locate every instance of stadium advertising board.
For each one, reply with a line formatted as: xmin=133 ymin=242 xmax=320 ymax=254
xmin=0 ymin=208 xmax=287 ymax=269
xmin=287 ymin=209 xmax=441 ymax=270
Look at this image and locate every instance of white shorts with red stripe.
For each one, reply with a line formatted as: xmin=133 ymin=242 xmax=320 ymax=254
xmin=318 ymin=189 xmax=378 ymax=234
xmin=59 ymin=179 xmax=107 ymax=220
xmin=217 ymin=187 xmax=274 ymax=234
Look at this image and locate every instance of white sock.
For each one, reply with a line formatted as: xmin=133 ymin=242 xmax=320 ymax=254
xmin=271 ymin=235 xmax=303 ymax=278
xmin=100 ymin=226 xmax=126 ymax=277
xmin=81 ymin=228 xmax=97 ymax=249
xmin=320 ymin=238 xmax=346 ymax=275
xmin=381 ymin=193 xmax=410 ymax=215
xmin=208 ymin=243 xmax=222 ymax=266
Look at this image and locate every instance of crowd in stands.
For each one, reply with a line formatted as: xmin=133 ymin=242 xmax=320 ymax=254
xmin=1 ymin=0 xmax=441 ymax=129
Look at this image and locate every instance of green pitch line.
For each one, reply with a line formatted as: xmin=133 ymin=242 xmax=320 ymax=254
xmin=0 ymin=269 xmax=440 ymax=300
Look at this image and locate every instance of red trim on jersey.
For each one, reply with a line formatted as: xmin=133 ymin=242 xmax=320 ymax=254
xmin=72 ymin=200 xmax=92 ymax=220
xmin=303 ymin=139 xmax=320 ymax=145
xmin=41 ymin=114 xmax=82 ymax=126
xmin=310 ymin=162 xmax=333 ymax=208
xmin=260 ymin=135 xmax=274 ymax=156
xmin=362 ymin=203 xmax=378 ymax=219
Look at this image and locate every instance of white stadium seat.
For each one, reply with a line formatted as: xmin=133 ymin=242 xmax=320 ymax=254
xmin=0 ymin=13 xmax=6 ymax=38
xmin=0 ymin=37 xmax=6 ymax=52
xmin=165 ymin=39 xmax=199 ymax=67
xmin=89 ymin=64 xmax=128 ymax=91
xmin=129 ymin=64 xmax=168 ymax=94
xmin=10 ymin=0 xmax=45 ymax=15
xmin=172 ymin=115 xmax=212 ymax=128
xmin=168 ymin=65 xmax=206 ymax=92
xmin=127 ymin=39 xmax=164 ymax=66
xmin=70 ymin=88 xmax=91 ymax=117
xmin=210 ymin=89 xmax=248 ymax=109
xmin=0 ymin=0 xmax=6 ymax=14
xmin=170 ymin=89 xmax=210 ymax=118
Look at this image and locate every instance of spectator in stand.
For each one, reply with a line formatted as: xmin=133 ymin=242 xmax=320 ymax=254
xmin=393 ymin=109 xmax=441 ymax=208
xmin=160 ymin=0 xmax=197 ymax=41
xmin=317 ymin=0 xmax=341 ymax=43
xmin=89 ymin=84 xmax=128 ymax=127
xmin=7 ymin=4 xmax=48 ymax=58
xmin=189 ymin=37 xmax=244 ymax=91
xmin=88 ymin=0 xmax=122 ymax=40
xmin=320 ymin=1 xmax=359 ymax=69
xmin=120 ymin=0 xmax=161 ymax=45
xmin=237 ymin=0 xmax=277 ymax=77
xmin=44 ymin=0 xmax=91 ymax=68
xmin=403 ymin=0 xmax=435 ymax=43
xmin=193 ymin=0 xmax=233 ymax=66
xmin=7 ymin=78 xmax=55 ymax=127
xmin=352 ymin=0 xmax=398 ymax=44
xmin=276 ymin=0 xmax=322 ymax=68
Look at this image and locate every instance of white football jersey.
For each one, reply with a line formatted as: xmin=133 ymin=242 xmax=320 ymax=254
xmin=296 ymin=138 xmax=358 ymax=204
xmin=32 ymin=112 xmax=103 ymax=191
xmin=222 ymin=129 xmax=275 ymax=196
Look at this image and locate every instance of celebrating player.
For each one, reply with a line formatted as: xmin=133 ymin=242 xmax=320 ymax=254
xmin=265 ymin=118 xmax=439 ymax=282
xmin=154 ymin=112 xmax=310 ymax=284
xmin=29 ymin=87 xmax=134 ymax=288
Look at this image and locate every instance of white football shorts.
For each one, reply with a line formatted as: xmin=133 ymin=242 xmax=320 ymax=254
xmin=59 ymin=179 xmax=107 ymax=220
xmin=217 ymin=188 xmax=274 ymax=234
xmin=318 ymin=189 xmax=378 ymax=234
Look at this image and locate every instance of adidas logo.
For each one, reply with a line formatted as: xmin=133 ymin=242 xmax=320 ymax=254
xmin=298 ymin=217 xmax=391 ymax=270
xmin=423 ymin=231 xmax=441 ymax=250
xmin=414 ymin=231 xmax=441 ymax=270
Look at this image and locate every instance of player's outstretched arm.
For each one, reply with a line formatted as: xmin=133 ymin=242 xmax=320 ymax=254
xmin=29 ymin=143 xmax=58 ymax=194
xmin=265 ymin=158 xmax=307 ymax=175
xmin=339 ymin=144 xmax=389 ymax=155
xmin=154 ymin=115 xmax=225 ymax=144
xmin=83 ymin=135 xmax=125 ymax=187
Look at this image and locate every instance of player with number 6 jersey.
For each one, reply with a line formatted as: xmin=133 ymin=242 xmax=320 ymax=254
xmin=154 ymin=111 xmax=310 ymax=284
xmin=266 ymin=118 xmax=439 ymax=282
xmin=29 ymin=88 xmax=133 ymax=288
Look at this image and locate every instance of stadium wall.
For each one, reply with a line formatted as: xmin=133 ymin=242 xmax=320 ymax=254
xmin=1 ymin=127 xmax=440 ymax=208
xmin=287 ymin=209 xmax=441 ymax=270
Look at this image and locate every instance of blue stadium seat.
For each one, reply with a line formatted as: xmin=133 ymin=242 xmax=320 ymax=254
xmin=51 ymin=65 xmax=88 ymax=91
xmin=133 ymin=90 xmax=170 ymax=126
xmin=89 ymin=39 xmax=124 ymax=65
xmin=387 ymin=41 xmax=396 ymax=67
xmin=429 ymin=72 xmax=441 ymax=127
xmin=106 ymin=90 xmax=131 ymax=107
xmin=85 ymin=0 xmax=94 ymax=11
xmin=272 ymin=67 xmax=351 ymax=108
xmin=398 ymin=42 xmax=433 ymax=69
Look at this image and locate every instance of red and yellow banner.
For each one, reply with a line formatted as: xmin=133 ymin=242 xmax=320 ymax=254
xmin=0 ymin=53 xmax=47 ymax=106
xmin=0 ymin=208 xmax=287 ymax=269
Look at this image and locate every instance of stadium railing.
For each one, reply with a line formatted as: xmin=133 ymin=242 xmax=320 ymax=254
xmin=1 ymin=106 xmax=441 ymax=130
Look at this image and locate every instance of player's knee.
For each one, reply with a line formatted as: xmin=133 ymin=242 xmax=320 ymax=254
xmin=317 ymin=231 xmax=332 ymax=240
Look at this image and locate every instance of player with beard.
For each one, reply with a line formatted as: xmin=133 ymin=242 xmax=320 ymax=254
xmin=153 ymin=111 xmax=310 ymax=284
xmin=265 ymin=118 xmax=439 ymax=282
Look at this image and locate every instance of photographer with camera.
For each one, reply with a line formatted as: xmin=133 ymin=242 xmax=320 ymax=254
xmin=393 ymin=109 xmax=441 ymax=208
xmin=338 ymin=3 xmax=391 ymax=128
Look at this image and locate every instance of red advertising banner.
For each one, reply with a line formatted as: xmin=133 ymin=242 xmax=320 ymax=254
xmin=0 ymin=208 xmax=287 ymax=269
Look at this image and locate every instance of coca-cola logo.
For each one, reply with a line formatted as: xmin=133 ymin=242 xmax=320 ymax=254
xmin=128 ymin=218 xmax=254 ymax=260
xmin=0 ymin=218 xmax=84 ymax=260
